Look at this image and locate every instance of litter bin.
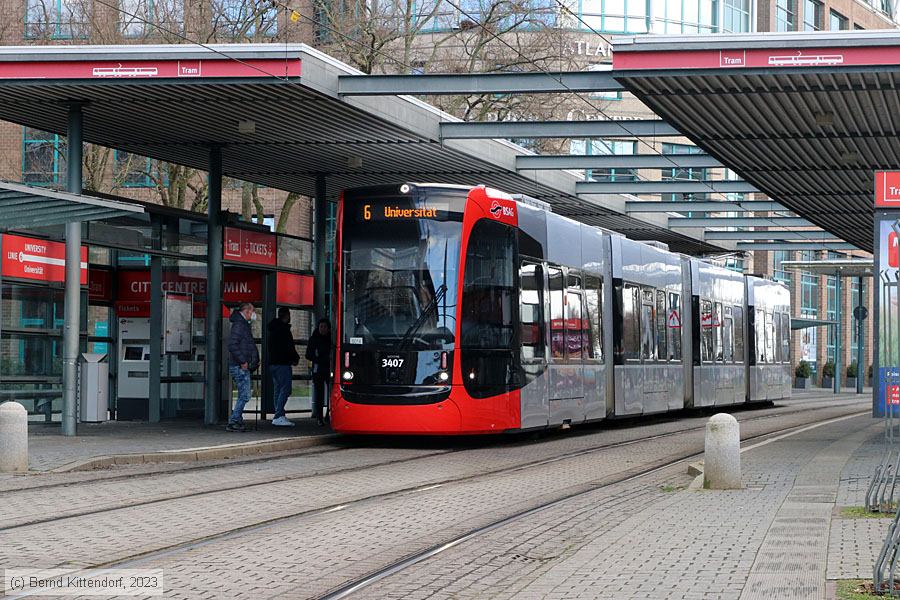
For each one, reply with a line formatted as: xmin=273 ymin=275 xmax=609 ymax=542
xmin=80 ymin=353 xmax=109 ymax=423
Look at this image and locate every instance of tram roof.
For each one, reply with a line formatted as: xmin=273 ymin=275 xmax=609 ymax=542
xmin=610 ymin=30 xmax=900 ymax=254
xmin=0 ymin=43 xmax=722 ymax=255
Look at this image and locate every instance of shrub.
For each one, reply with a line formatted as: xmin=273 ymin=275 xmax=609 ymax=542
xmin=823 ymin=360 xmax=835 ymax=378
xmin=847 ymin=362 xmax=858 ymax=378
xmin=795 ymin=360 xmax=812 ymax=379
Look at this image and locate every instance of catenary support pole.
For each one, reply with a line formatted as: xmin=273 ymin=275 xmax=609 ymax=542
xmin=314 ymin=174 xmax=328 ymax=321
xmin=858 ymin=276 xmax=865 ymax=395
xmin=149 ymin=254 xmax=162 ymax=422
xmin=62 ymin=103 xmax=83 ymax=436
xmin=205 ymin=146 xmax=223 ymax=425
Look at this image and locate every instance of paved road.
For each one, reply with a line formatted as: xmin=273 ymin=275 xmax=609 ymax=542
xmin=0 ymin=395 xmax=874 ymax=599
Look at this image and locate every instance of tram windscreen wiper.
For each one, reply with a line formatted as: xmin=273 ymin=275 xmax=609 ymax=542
xmin=399 ymin=283 xmax=447 ymax=350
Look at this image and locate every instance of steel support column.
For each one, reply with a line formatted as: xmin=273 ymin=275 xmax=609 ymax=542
xmin=149 ymin=254 xmax=162 ymax=421
xmin=314 ymin=174 xmax=328 ymax=321
xmin=62 ymin=103 xmax=83 ymax=436
xmin=835 ymin=273 xmax=842 ymax=394
xmin=205 ymin=146 xmax=223 ymax=425
xmin=858 ymin=276 xmax=865 ymax=394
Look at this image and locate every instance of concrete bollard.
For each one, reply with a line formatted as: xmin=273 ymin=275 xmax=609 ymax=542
xmin=703 ymin=413 xmax=741 ymax=490
xmin=0 ymin=401 xmax=28 ymax=473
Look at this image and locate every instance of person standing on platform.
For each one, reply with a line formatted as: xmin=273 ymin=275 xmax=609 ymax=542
xmin=305 ymin=319 xmax=332 ymax=426
xmin=268 ymin=307 xmax=300 ymax=427
xmin=227 ymin=302 xmax=259 ymax=432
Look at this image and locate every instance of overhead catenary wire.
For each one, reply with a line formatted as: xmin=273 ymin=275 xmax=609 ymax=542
xmin=73 ymin=0 xmax=846 ymax=255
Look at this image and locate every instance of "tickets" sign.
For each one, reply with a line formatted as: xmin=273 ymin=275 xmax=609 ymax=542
xmin=224 ymin=227 xmax=277 ymax=266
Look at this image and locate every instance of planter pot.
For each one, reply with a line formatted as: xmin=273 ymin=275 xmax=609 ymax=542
xmin=794 ymin=377 xmax=811 ymax=389
xmin=846 ymin=377 xmax=858 ymax=389
xmin=822 ymin=376 xmax=834 ymax=388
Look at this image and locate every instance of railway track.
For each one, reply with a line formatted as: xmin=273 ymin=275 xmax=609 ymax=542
xmin=0 ymin=398 xmax=867 ymax=533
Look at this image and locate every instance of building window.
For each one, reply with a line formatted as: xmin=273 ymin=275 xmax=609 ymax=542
xmin=773 ymin=250 xmax=793 ymax=287
xmin=662 ymin=143 xmax=706 ymax=204
xmin=802 ymin=0 xmax=822 ymax=30
xmin=120 ymin=0 xmax=184 ymax=37
xmin=22 ymin=127 xmax=65 ymax=186
xmin=851 ymin=278 xmax=861 ymax=358
xmin=211 ymin=0 xmax=278 ymax=38
xmin=115 ymin=151 xmax=154 ymax=187
xmin=415 ymin=0 xmax=563 ymax=32
xmin=650 ymin=0 xmax=717 ymax=34
xmin=25 ymin=0 xmax=89 ymax=39
xmin=829 ymin=9 xmax=848 ymax=30
xmin=571 ymin=139 xmax=638 ymax=183
xmin=799 ymin=249 xmax=818 ymax=318
xmin=580 ymin=0 xmax=649 ymax=33
xmin=722 ymin=0 xmax=750 ymax=32
xmin=776 ymin=0 xmax=795 ymax=31
xmin=826 ymin=274 xmax=836 ymax=362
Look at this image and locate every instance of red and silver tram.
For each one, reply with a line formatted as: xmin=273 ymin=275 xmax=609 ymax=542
xmin=329 ymin=183 xmax=791 ymax=435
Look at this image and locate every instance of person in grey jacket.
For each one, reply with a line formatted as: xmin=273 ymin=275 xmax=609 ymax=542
xmin=227 ymin=302 xmax=259 ymax=432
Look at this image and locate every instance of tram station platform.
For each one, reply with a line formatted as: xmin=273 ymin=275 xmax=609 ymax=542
xmin=23 ymin=418 xmax=336 ymax=472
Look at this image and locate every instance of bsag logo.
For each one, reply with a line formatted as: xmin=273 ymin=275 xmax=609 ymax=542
xmin=489 ymin=201 xmax=514 ymax=220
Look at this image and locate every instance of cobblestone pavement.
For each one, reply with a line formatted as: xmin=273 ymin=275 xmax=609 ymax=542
xmin=0 ymin=394 xmax=868 ymax=599
xmin=351 ymin=413 xmax=882 ymax=600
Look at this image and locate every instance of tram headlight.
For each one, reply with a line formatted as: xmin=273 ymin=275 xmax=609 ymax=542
xmin=400 ymin=184 xmax=411 ymax=194
xmin=342 ymin=371 xmax=354 ymax=381
xmin=438 ymin=371 xmax=449 ymax=382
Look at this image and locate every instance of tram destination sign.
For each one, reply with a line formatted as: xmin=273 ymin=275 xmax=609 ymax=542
xmin=357 ymin=199 xmax=455 ymax=222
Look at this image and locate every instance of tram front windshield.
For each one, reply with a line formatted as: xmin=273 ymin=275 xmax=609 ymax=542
xmin=342 ymin=192 xmax=464 ymax=351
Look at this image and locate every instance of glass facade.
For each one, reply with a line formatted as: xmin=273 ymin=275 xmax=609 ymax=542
xmin=212 ymin=0 xmax=278 ymax=37
xmin=3 ymin=204 xmax=315 ymax=423
xmin=826 ymin=274 xmax=836 ymax=362
xmin=773 ymin=250 xmax=792 ymax=287
xmin=662 ymin=143 xmax=706 ymax=203
xmin=650 ymin=0 xmax=718 ymax=33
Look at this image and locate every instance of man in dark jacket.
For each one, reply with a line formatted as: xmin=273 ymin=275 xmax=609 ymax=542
xmin=227 ymin=302 xmax=259 ymax=432
xmin=305 ymin=319 xmax=332 ymax=426
xmin=268 ymin=307 xmax=300 ymax=426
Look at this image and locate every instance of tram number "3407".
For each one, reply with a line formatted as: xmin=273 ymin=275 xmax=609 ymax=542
xmin=381 ymin=358 xmax=405 ymax=368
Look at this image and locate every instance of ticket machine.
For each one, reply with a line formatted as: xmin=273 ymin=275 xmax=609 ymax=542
xmin=117 ymin=317 xmax=151 ymax=419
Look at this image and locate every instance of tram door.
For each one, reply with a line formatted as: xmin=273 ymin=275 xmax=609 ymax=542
xmin=547 ymin=265 xmax=584 ymax=424
xmin=519 ymin=261 xmax=548 ymax=428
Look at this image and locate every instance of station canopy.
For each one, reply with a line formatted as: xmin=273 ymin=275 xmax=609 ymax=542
xmin=612 ymin=30 xmax=900 ymax=253
xmin=0 ymin=43 xmax=721 ymax=255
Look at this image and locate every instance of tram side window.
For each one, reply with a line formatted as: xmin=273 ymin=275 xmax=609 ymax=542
xmin=520 ymin=261 xmax=544 ymax=360
xmin=641 ymin=289 xmax=657 ymax=361
xmin=567 ymin=290 xmax=585 ymax=360
xmin=774 ymin=313 xmax=782 ymax=364
xmin=781 ymin=312 xmax=791 ymax=363
xmin=714 ymin=302 xmax=724 ymax=362
xmin=460 ymin=220 xmax=518 ymax=398
xmin=656 ymin=290 xmax=668 ymax=362
xmin=622 ymin=283 xmax=640 ymax=362
xmin=549 ymin=266 xmax=565 ymax=359
xmin=723 ymin=306 xmax=734 ymax=364
xmin=584 ymin=275 xmax=602 ymax=361
xmin=700 ymin=299 xmax=714 ymax=363
xmin=756 ymin=308 xmax=766 ymax=363
xmin=668 ymin=291 xmax=682 ymax=361
xmin=733 ymin=306 xmax=745 ymax=362
xmin=765 ymin=311 xmax=776 ymax=363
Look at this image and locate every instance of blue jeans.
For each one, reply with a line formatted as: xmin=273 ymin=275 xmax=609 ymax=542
xmin=271 ymin=364 xmax=292 ymax=419
xmin=229 ymin=365 xmax=251 ymax=424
